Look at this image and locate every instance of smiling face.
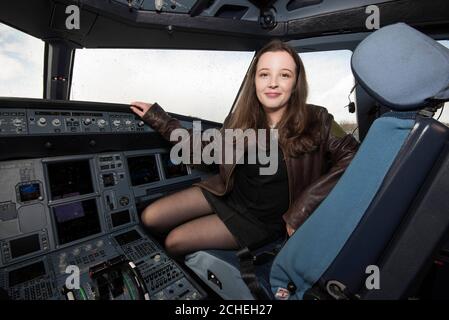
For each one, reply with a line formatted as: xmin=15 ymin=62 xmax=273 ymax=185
xmin=255 ymin=50 xmax=297 ymax=113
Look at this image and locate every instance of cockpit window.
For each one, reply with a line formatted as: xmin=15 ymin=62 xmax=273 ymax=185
xmin=300 ymin=49 xmax=357 ymax=133
xmin=0 ymin=23 xmax=44 ymax=98
xmin=71 ymin=48 xmax=254 ymax=123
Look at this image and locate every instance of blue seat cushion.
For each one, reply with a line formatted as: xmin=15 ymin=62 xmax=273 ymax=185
xmin=320 ymin=116 xmax=449 ymax=295
xmin=270 ymin=116 xmax=415 ymax=299
xmin=352 ymin=23 xmax=449 ymax=110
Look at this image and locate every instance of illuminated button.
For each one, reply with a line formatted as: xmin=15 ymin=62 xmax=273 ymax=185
xmin=154 ymin=254 xmax=161 ymax=262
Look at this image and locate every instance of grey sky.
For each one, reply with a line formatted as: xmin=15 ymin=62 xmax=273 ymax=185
xmin=0 ymin=23 xmax=43 ymax=98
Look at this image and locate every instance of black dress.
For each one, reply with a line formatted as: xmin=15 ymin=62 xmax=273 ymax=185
xmin=201 ymin=146 xmax=289 ymax=249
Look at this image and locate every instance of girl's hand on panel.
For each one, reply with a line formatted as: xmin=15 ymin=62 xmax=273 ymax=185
xmin=130 ymin=101 xmax=153 ymax=118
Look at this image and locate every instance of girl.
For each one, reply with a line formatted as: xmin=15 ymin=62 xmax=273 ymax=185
xmin=130 ymin=40 xmax=359 ymax=257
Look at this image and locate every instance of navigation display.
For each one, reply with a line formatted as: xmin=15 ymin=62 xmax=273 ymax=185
xmin=111 ymin=210 xmax=131 ymax=227
xmin=10 ymin=234 xmax=41 ymax=259
xmin=53 ymin=199 xmax=101 ymax=245
xmin=160 ymin=153 xmax=189 ymax=179
xmin=9 ymin=261 xmax=46 ymax=287
xmin=47 ymin=160 xmax=94 ymax=200
xmin=127 ymin=155 xmax=160 ymax=186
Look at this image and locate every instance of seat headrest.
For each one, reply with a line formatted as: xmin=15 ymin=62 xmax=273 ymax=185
xmin=352 ymin=23 xmax=449 ymax=111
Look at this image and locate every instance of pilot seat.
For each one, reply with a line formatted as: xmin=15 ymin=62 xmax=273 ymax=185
xmin=185 ymin=23 xmax=449 ymax=300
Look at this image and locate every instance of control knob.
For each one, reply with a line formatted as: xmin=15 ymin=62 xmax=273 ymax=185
xmin=38 ymin=117 xmax=47 ymax=126
xmin=119 ymin=196 xmax=130 ymax=206
xmin=83 ymin=118 xmax=92 ymax=126
xmin=97 ymin=119 xmax=107 ymax=128
xmin=112 ymin=120 xmax=121 ymax=127
xmin=52 ymin=119 xmax=61 ymax=126
xmin=12 ymin=118 xmax=22 ymax=127
xmin=137 ymin=121 xmax=145 ymax=127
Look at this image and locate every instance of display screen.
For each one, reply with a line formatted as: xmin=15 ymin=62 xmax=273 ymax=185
xmin=127 ymin=155 xmax=160 ymax=186
xmin=111 ymin=210 xmax=131 ymax=227
xmin=9 ymin=261 xmax=46 ymax=287
xmin=53 ymin=199 xmax=101 ymax=245
xmin=160 ymin=153 xmax=189 ymax=179
xmin=47 ymin=160 xmax=94 ymax=200
xmin=18 ymin=183 xmax=41 ymax=202
xmin=10 ymin=234 xmax=41 ymax=259
xmin=114 ymin=230 xmax=142 ymax=246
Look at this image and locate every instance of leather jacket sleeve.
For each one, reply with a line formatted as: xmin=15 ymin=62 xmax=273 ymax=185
xmin=141 ymin=103 xmax=231 ymax=164
xmin=283 ymin=111 xmax=360 ymax=230
xmin=141 ymin=103 xmax=185 ymax=142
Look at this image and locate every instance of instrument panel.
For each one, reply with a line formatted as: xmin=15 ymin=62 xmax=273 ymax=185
xmin=0 ymin=108 xmax=192 ymax=136
xmin=0 ymin=100 xmax=215 ymax=300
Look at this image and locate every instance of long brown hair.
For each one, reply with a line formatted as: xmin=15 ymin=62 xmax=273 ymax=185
xmin=227 ymin=39 xmax=321 ymax=157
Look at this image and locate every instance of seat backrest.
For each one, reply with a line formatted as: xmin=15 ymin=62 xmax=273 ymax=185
xmin=317 ymin=115 xmax=449 ymax=298
xmin=270 ymin=23 xmax=449 ymax=300
xmin=362 ymin=142 xmax=449 ymax=299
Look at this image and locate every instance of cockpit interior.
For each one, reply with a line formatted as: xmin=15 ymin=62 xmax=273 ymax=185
xmin=1 ymin=0 xmax=449 ymax=301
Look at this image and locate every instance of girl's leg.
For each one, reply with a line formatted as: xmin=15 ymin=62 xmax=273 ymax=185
xmin=141 ymin=186 xmax=213 ymax=234
xmin=164 ymin=214 xmax=239 ymax=257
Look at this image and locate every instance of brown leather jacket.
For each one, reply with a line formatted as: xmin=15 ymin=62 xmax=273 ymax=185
xmin=143 ymin=103 xmax=359 ymax=230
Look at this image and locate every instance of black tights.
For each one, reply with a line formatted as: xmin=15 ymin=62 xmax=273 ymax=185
xmin=141 ymin=187 xmax=239 ymax=258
